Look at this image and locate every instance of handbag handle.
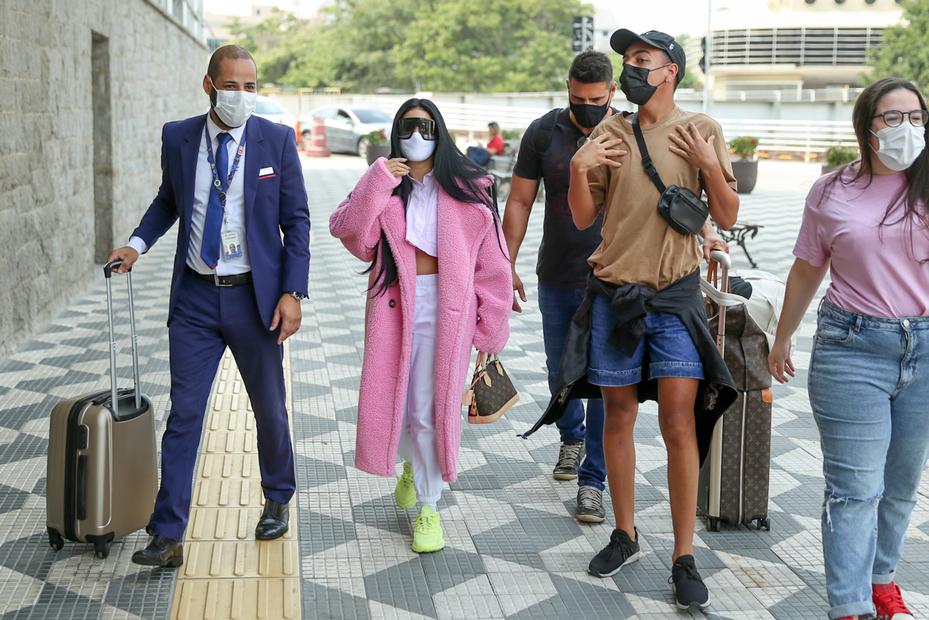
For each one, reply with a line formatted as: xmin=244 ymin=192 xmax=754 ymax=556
xmin=474 ymin=350 xmax=488 ymax=372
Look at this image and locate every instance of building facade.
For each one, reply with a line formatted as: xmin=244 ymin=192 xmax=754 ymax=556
xmin=708 ymin=0 xmax=904 ymax=93
xmin=0 ymin=0 xmax=208 ymax=356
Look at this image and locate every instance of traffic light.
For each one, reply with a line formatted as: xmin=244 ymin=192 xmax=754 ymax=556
xmin=699 ymin=36 xmax=707 ymax=73
xmin=572 ymin=16 xmax=594 ymax=53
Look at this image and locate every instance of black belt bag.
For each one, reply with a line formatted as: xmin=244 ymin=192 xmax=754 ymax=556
xmin=632 ymin=114 xmax=708 ymax=235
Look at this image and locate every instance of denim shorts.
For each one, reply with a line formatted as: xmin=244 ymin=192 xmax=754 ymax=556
xmin=588 ymin=294 xmax=704 ymax=387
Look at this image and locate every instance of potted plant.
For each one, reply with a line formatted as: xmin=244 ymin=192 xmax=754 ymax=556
xmin=363 ymin=129 xmax=391 ymax=165
xmin=822 ymin=145 xmax=857 ymax=175
xmin=729 ymin=136 xmax=759 ymax=194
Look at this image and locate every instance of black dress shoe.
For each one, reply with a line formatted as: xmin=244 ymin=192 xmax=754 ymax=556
xmin=255 ymin=500 xmax=289 ymax=540
xmin=131 ymin=535 xmax=183 ymax=568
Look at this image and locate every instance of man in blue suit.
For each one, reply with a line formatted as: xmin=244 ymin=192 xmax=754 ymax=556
xmin=107 ymin=45 xmax=310 ymax=568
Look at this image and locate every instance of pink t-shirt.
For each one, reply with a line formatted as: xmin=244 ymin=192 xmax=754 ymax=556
xmin=794 ymin=168 xmax=929 ymax=318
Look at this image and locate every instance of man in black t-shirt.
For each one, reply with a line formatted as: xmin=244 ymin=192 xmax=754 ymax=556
xmin=502 ymin=51 xmax=617 ymax=523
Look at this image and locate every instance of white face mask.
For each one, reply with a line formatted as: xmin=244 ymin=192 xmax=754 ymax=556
xmin=210 ymin=78 xmax=256 ymax=128
xmin=871 ymin=123 xmax=926 ymax=171
xmin=399 ymin=132 xmax=436 ymax=162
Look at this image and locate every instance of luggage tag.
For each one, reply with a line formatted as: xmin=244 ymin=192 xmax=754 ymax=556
xmin=222 ymin=230 xmax=244 ymax=260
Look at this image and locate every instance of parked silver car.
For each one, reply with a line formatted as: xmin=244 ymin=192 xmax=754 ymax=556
xmin=301 ymin=106 xmax=393 ymax=158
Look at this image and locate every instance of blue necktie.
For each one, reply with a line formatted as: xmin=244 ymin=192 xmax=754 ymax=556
xmin=201 ymin=131 xmax=232 ymax=269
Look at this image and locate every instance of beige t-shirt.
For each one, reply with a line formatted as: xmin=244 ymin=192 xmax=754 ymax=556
xmin=586 ymin=107 xmax=737 ymax=290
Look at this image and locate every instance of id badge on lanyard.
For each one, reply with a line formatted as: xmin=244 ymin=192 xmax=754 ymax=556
xmin=205 ymin=125 xmax=247 ymax=262
xmin=204 ymin=124 xmax=246 ymax=208
xmin=222 ymin=230 xmax=244 ymax=260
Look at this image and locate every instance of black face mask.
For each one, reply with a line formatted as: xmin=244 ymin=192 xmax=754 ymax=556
xmin=569 ymin=97 xmax=611 ymax=130
xmin=619 ymin=63 xmax=670 ymax=106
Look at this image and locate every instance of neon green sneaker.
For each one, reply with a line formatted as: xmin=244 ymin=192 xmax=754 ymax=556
xmin=395 ymin=462 xmax=416 ymax=509
xmin=411 ymin=505 xmax=444 ymax=553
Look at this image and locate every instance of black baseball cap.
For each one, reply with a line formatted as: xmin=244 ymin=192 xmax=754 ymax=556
xmin=610 ymin=29 xmax=686 ymax=84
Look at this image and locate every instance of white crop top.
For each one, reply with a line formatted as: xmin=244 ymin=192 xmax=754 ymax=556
xmin=405 ymin=172 xmax=438 ymax=257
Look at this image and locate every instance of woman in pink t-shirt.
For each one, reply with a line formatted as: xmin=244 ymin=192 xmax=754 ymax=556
xmin=770 ymin=78 xmax=929 ymax=620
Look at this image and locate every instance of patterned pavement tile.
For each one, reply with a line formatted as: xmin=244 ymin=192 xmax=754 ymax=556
xmin=1 ymin=158 xmax=928 ymax=618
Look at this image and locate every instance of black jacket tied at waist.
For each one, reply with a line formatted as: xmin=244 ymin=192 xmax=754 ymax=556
xmin=521 ymin=269 xmax=737 ymax=465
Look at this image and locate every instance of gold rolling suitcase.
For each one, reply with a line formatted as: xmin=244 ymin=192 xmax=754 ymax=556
xmin=46 ymin=260 xmax=157 ymax=558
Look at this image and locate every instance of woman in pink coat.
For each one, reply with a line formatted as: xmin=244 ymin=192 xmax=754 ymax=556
xmin=329 ymin=98 xmax=513 ymax=553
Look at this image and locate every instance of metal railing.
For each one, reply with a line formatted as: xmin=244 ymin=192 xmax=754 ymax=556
xmin=710 ymin=27 xmax=883 ymax=66
xmin=717 ymin=119 xmax=856 ymax=161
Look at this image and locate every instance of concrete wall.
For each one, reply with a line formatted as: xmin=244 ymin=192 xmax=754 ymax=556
xmin=0 ymin=1 xmax=208 ymax=356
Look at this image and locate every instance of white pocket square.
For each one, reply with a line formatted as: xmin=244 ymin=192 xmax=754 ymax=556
xmin=258 ymin=166 xmax=275 ymax=176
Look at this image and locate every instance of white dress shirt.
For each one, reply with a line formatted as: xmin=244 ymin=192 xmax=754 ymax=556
xmin=405 ymin=172 xmax=438 ymax=257
xmin=129 ymin=114 xmax=251 ymax=275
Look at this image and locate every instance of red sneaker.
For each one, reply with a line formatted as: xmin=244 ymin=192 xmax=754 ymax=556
xmin=872 ymin=582 xmax=914 ymax=620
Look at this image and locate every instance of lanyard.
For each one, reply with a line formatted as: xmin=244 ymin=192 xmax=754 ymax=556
xmin=204 ymin=123 xmax=246 ymax=205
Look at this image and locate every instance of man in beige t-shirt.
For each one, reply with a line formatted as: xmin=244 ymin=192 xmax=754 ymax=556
xmin=585 ymin=107 xmax=737 ymax=289
xmin=566 ymin=29 xmax=740 ymax=610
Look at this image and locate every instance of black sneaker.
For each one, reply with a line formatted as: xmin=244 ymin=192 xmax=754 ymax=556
xmin=670 ymin=555 xmax=710 ymax=610
xmin=575 ymin=486 xmax=605 ymax=523
xmin=588 ymin=527 xmax=640 ymax=577
xmin=553 ymin=441 xmax=584 ymax=480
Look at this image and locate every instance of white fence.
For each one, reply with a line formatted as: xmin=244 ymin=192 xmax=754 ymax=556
xmin=715 ymin=119 xmax=857 ymax=161
xmin=274 ymin=90 xmax=859 ymax=160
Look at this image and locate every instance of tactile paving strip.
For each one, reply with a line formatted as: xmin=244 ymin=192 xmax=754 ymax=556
xmin=169 ymin=349 xmax=301 ymax=619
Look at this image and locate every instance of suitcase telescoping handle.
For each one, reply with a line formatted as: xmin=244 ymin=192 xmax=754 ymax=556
xmin=103 ymin=259 xmax=142 ymax=417
xmin=709 ymin=250 xmax=731 ymax=355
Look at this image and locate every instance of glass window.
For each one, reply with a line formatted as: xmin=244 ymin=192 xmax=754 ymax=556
xmin=352 ymin=108 xmax=392 ymax=123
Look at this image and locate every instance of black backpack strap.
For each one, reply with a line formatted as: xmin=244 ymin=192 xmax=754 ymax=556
xmin=535 ymin=109 xmax=561 ymax=155
xmin=631 ymin=114 xmax=667 ymax=194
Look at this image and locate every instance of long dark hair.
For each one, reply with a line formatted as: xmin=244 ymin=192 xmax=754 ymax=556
xmin=366 ymin=98 xmax=503 ymax=295
xmin=820 ymin=77 xmax=929 ymax=262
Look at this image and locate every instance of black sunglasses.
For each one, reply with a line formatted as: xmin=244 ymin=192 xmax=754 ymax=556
xmin=397 ymin=117 xmax=437 ymax=140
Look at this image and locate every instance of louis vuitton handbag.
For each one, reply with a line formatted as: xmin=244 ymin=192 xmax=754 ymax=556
xmin=462 ymin=352 xmax=519 ymax=424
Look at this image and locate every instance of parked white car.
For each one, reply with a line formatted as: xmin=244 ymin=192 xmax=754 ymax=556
xmin=254 ymin=96 xmax=298 ymax=138
xmin=300 ymin=106 xmax=393 ymax=158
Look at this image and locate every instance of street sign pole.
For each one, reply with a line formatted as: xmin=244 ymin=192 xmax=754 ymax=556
xmin=703 ymin=0 xmax=712 ymax=113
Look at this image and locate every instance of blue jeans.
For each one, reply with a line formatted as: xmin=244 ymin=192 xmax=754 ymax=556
xmin=538 ymin=283 xmax=606 ymax=491
xmin=809 ymin=301 xmax=929 ymax=619
xmin=588 ymin=294 xmax=704 ymax=387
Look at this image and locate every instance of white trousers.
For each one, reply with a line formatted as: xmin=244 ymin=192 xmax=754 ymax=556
xmin=397 ymin=274 xmax=444 ymax=506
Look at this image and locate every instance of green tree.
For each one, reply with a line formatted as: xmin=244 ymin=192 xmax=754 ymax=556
xmin=867 ymin=0 xmax=929 ymax=91
xmin=674 ymin=34 xmax=703 ymax=90
xmin=228 ymin=10 xmax=313 ymax=86
xmin=230 ymin=0 xmax=593 ymax=92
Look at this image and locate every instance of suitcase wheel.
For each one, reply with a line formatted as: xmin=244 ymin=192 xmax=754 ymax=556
xmin=87 ymin=533 xmax=114 ymax=560
xmin=708 ymin=517 xmax=720 ymax=532
xmin=47 ymin=528 xmax=64 ymax=552
xmin=754 ymin=516 xmax=771 ymax=531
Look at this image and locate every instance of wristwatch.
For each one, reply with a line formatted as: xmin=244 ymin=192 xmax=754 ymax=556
xmin=287 ymin=291 xmax=307 ymax=301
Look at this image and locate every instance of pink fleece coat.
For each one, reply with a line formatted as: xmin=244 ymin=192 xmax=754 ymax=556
xmin=329 ymin=158 xmax=513 ymax=482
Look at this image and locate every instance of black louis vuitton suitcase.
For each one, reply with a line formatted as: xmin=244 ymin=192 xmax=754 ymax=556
xmin=698 ymin=251 xmax=773 ymax=531
xmin=46 ymin=260 xmax=158 ymax=558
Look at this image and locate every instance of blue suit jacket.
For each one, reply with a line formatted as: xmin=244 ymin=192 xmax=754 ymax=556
xmin=132 ymin=114 xmax=311 ymax=327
